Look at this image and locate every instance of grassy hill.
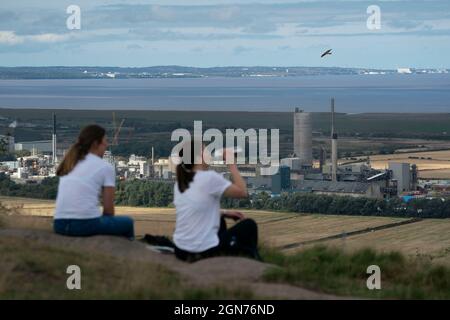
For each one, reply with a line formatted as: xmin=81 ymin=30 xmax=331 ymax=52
xmin=1 ymin=208 xmax=449 ymax=300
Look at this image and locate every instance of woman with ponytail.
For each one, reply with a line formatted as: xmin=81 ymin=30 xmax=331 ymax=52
xmin=53 ymin=124 xmax=134 ymax=239
xmin=173 ymin=140 xmax=260 ymax=262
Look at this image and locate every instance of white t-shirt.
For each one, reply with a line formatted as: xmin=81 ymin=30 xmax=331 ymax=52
xmin=54 ymin=153 xmax=116 ymax=220
xmin=173 ymin=170 xmax=232 ymax=253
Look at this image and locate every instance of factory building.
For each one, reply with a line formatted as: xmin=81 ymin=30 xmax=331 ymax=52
xmin=293 ymin=108 xmax=312 ymax=168
xmin=272 ymin=99 xmax=394 ymax=199
xmin=271 ymin=165 xmax=291 ymax=194
xmin=294 ymin=180 xmax=384 ymax=199
xmin=388 ymin=162 xmax=418 ymax=195
xmin=389 ymin=162 xmax=410 ymax=194
xmin=280 ymin=157 xmax=302 ymax=171
xmin=15 ymin=140 xmax=53 ymax=154
xmin=154 ymin=157 xmax=177 ymax=179
xmin=127 ymin=154 xmax=151 ymax=177
xmin=0 ymin=161 xmax=19 ymax=170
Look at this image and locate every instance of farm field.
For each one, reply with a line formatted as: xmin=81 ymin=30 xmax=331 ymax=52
xmin=320 ymin=137 xmax=450 ymax=156
xmin=315 ymin=219 xmax=450 ymax=266
xmin=1 ymin=196 xmax=449 ymax=265
xmin=419 ymin=169 xmax=450 ymax=179
xmin=358 ymin=149 xmax=450 ymax=179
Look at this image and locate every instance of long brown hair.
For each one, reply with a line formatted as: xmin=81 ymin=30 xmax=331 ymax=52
xmin=57 ymin=124 xmax=106 ymax=176
xmin=176 ymin=140 xmax=202 ymax=193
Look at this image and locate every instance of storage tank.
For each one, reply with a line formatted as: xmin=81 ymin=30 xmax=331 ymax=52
xmin=293 ymin=109 xmax=312 ymax=166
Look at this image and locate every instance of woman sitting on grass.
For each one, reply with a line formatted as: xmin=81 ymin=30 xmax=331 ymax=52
xmin=173 ymin=140 xmax=260 ymax=262
xmin=53 ymin=124 xmax=134 ymax=239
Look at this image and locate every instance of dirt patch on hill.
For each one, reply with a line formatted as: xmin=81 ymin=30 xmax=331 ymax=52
xmin=0 ymin=228 xmax=344 ymax=300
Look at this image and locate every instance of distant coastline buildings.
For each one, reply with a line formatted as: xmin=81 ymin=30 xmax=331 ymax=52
xmin=397 ymin=68 xmax=413 ymax=74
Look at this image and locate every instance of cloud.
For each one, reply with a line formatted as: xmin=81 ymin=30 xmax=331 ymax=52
xmin=387 ymin=20 xmax=424 ymax=30
xmin=128 ymin=27 xmax=281 ymax=41
xmin=278 ymin=45 xmax=292 ymax=50
xmin=127 ymin=44 xmax=144 ymax=50
xmin=150 ymin=4 xmax=177 ymax=21
xmin=0 ymin=1 xmax=449 ymax=67
xmin=3 ymin=1 xmax=450 ymax=40
xmin=32 ymin=33 xmax=71 ymax=43
xmin=0 ymin=31 xmax=73 ymax=45
xmin=242 ymin=21 xmax=278 ymax=34
xmin=0 ymin=31 xmax=24 ymax=45
xmin=210 ymin=6 xmax=240 ymax=21
xmin=233 ymin=45 xmax=252 ymax=55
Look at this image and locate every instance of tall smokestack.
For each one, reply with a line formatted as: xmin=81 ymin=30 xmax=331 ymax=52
xmin=52 ymin=113 xmax=57 ymax=165
xmin=331 ymin=98 xmax=338 ymax=182
xmin=319 ymin=147 xmax=326 ymax=172
xmin=151 ymin=146 xmax=154 ymax=165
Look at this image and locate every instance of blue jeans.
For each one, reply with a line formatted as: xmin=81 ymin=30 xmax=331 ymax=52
xmin=54 ymin=216 xmax=135 ymax=240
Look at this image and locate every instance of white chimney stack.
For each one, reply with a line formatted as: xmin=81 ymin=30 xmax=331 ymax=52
xmin=52 ymin=113 xmax=57 ymax=166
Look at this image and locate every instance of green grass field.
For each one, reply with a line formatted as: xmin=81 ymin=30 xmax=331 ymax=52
xmin=262 ymin=246 xmax=450 ymax=299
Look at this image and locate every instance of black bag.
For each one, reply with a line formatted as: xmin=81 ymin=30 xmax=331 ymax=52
xmin=141 ymin=234 xmax=175 ymax=248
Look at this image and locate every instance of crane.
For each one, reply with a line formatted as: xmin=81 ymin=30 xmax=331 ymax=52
xmin=110 ymin=112 xmax=125 ymax=146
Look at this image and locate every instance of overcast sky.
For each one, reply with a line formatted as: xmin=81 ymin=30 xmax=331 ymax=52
xmin=1 ymin=0 xmax=449 ymax=68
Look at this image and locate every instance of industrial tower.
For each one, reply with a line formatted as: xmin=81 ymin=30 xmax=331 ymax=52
xmin=52 ymin=113 xmax=57 ymax=166
xmin=293 ymin=108 xmax=313 ymax=167
xmin=331 ymin=98 xmax=338 ymax=182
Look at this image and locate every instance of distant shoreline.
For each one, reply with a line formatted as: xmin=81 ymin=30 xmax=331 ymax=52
xmin=0 ymin=66 xmax=448 ymax=80
xmin=1 ymin=107 xmax=449 ymax=114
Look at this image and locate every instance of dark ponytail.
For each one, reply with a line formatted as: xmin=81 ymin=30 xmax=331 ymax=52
xmin=57 ymin=124 xmax=106 ymax=176
xmin=176 ymin=140 xmax=200 ymax=193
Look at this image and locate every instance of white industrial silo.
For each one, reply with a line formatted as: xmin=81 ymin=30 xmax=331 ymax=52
xmin=293 ymin=108 xmax=312 ymax=167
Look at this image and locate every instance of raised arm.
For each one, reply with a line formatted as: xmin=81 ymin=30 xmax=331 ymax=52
xmin=223 ymin=150 xmax=248 ymax=199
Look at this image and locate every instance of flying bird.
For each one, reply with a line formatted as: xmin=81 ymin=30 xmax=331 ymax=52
xmin=321 ymin=49 xmax=332 ymax=58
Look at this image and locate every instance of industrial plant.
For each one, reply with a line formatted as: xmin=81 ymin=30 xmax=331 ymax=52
xmin=0 ymin=102 xmax=440 ymax=201
xmin=246 ymin=98 xmax=420 ymax=200
xmin=0 ymin=113 xmax=169 ymax=183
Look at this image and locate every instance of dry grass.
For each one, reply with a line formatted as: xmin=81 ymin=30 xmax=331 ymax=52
xmin=308 ymin=219 xmax=450 ymax=266
xmin=372 ymin=150 xmax=450 ymax=161
xmin=419 ymin=169 xmax=450 ymax=179
xmin=363 ymin=150 xmax=450 ymax=177
xmin=1 ymin=196 xmax=449 ymax=266
xmin=1 ymin=196 xmax=449 ymax=300
xmin=258 ymin=215 xmax=405 ymax=248
xmin=316 ymin=137 xmax=450 ymax=155
xmin=0 ymin=236 xmax=255 ymax=300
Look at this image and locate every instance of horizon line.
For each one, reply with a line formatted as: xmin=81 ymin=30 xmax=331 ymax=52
xmin=0 ymin=65 xmax=448 ymax=70
xmin=1 ymin=107 xmax=449 ymax=115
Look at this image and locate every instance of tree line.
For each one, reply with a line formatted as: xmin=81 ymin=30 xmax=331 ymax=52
xmin=0 ymin=174 xmax=449 ymax=218
xmin=222 ymin=192 xmax=450 ymax=219
xmin=0 ymin=173 xmax=58 ymax=199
